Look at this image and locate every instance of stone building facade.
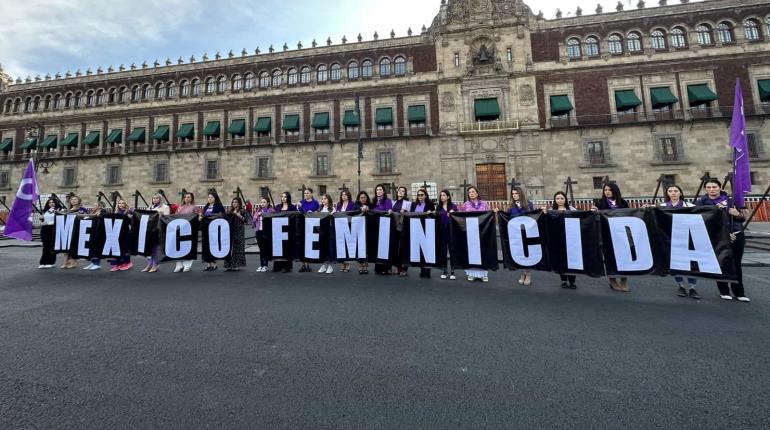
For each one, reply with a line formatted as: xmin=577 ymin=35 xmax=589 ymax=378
xmin=1 ymin=0 xmax=769 ymax=207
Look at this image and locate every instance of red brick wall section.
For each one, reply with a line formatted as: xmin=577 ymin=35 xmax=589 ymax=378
xmin=714 ymin=62 xmax=753 ymax=111
xmin=530 ymin=31 xmax=562 ymax=62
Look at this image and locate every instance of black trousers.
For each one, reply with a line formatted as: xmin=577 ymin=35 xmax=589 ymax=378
xmin=256 ymin=231 xmax=269 ymax=267
xmin=717 ymin=234 xmax=745 ymax=297
xmin=39 ymin=225 xmax=57 ymax=265
xmin=560 ymin=274 xmax=576 ymax=285
xmin=440 ymin=224 xmax=453 ymax=273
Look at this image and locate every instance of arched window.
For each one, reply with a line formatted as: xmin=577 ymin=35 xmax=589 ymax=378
xmin=166 ymin=81 xmax=176 ymax=98
xmin=95 ymin=90 xmax=104 ymax=106
xmin=180 ymin=80 xmax=190 ymax=96
xmin=44 ymin=95 xmax=52 ymax=110
xmin=394 ymin=57 xmax=406 ymax=75
xmin=13 ymin=98 xmax=20 ymax=113
xmin=651 ymin=30 xmax=666 ymax=50
xmin=362 ymin=60 xmax=373 ymax=78
xmin=118 ymin=87 xmax=127 ymax=103
xmin=216 ymin=75 xmax=227 ymax=92
xmin=744 ymin=20 xmax=760 ymax=40
xmin=566 ymin=38 xmax=582 ymax=59
xmin=3 ymin=99 xmax=11 ymax=113
xmin=74 ymin=92 xmax=82 ymax=107
xmin=626 ymin=32 xmax=642 ymax=52
xmin=205 ymin=77 xmax=215 ymax=94
xmin=608 ymin=34 xmax=623 ymax=54
xmin=317 ymin=64 xmax=328 ymax=82
xmin=259 ymin=71 xmax=270 ymax=88
xmin=330 ymin=63 xmax=341 ymax=81
xmin=287 ymin=68 xmax=298 ymax=85
xmin=65 ymin=92 xmax=73 ymax=108
xmin=379 ymin=58 xmax=391 ymax=76
xmin=767 ymin=17 xmax=770 ymax=37
xmin=231 ymin=74 xmax=242 ymax=91
xmin=348 ymin=61 xmax=359 ymax=79
xmin=191 ymin=79 xmax=201 ymax=96
xmin=53 ymin=95 xmax=61 ymax=110
xmin=141 ymin=84 xmax=150 ymax=100
xmin=244 ymin=73 xmax=255 ymax=90
xmin=24 ymin=97 xmax=32 ymax=112
xmin=585 ymin=36 xmax=600 ymax=56
xmin=300 ymin=66 xmax=311 ymax=84
xmin=716 ymin=22 xmax=733 ymax=43
xmin=671 ymin=27 xmax=687 ymax=48
xmin=32 ymin=96 xmax=40 ymax=111
xmin=108 ymin=88 xmax=115 ymax=103
xmin=154 ymin=83 xmax=164 ymax=99
xmin=696 ymin=24 xmax=713 ymax=45
xmin=271 ymin=69 xmax=282 ymax=87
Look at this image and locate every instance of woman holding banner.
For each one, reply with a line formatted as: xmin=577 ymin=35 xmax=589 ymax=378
xmin=392 ymin=186 xmax=412 ymax=277
xmin=60 ymin=195 xmax=88 ymax=269
xmin=335 ymin=190 xmax=358 ymax=273
xmin=356 ymin=191 xmax=372 ymax=275
xmin=143 ymin=194 xmax=170 ymax=273
xmin=200 ymin=193 xmax=225 ymax=272
xmin=372 ymin=184 xmax=393 ymax=276
xmin=411 ymin=188 xmax=436 ymax=278
xmin=173 ymin=193 xmax=198 ymax=273
xmin=253 ymin=197 xmax=274 ymax=273
xmin=224 ymin=197 xmax=248 ymax=272
xmin=108 ymin=199 xmax=134 ymax=272
xmin=593 ymin=183 xmax=631 ymax=292
xmin=509 ymin=187 xmax=536 ymax=286
xmin=297 ymin=188 xmax=320 ymax=273
xmin=38 ymin=197 xmax=63 ymax=269
xmin=695 ymin=179 xmax=750 ymax=302
xmin=659 ymin=185 xmax=700 ymax=300
xmin=83 ymin=201 xmax=108 ymax=271
xmin=272 ymin=192 xmax=296 ymax=273
xmin=317 ymin=194 xmax=336 ymax=274
xmin=437 ymin=190 xmax=458 ymax=280
xmin=552 ymin=191 xmax=577 ymax=289
xmin=460 ymin=186 xmax=490 ymax=282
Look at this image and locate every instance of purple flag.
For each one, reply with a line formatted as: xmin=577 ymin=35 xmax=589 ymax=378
xmin=730 ymin=79 xmax=752 ymax=207
xmin=4 ymin=158 xmax=40 ymax=241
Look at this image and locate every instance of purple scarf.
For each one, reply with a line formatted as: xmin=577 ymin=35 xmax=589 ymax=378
xmin=709 ymin=194 xmax=729 ymax=208
xmin=605 ymin=198 xmax=618 ymax=209
xmin=666 ymin=200 xmax=684 ymax=208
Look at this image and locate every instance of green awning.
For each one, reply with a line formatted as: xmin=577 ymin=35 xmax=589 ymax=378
xmin=375 ymin=107 xmax=393 ymax=125
xmin=177 ymin=124 xmax=194 ymax=139
xmin=312 ymin=112 xmax=330 ymax=129
xmin=203 ymin=121 xmax=221 ymax=137
xmin=282 ymin=114 xmax=300 ymax=131
xmin=408 ymin=105 xmax=426 ymax=122
xmin=758 ymin=79 xmax=770 ymax=102
xmin=21 ymin=138 xmax=37 ymax=150
xmin=474 ymin=98 xmax=500 ymax=120
xmin=342 ymin=110 xmax=359 ymax=126
xmin=40 ymin=135 xmax=57 ymax=149
xmin=254 ymin=117 xmax=272 ymax=132
xmin=550 ymin=95 xmax=574 ymax=116
xmin=614 ymin=90 xmax=642 ymax=111
xmin=127 ymin=127 xmax=146 ymax=142
xmin=228 ymin=119 xmax=246 ymax=136
xmin=650 ymin=87 xmax=679 ymax=109
xmin=687 ymin=84 xmax=718 ymax=107
xmin=152 ymin=125 xmax=170 ymax=141
xmin=83 ymin=131 xmax=100 ymax=146
xmin=0 ymin=138 xmax=12 ymax=152
xmin=61 ymin=133 xmax=79 ymax=147
xmin=106 ymin=129 xmax=122 ymax=144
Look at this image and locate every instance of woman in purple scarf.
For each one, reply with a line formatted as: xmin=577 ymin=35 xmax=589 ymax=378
xmin=372 ymin=184 xmax=393 ymax=275
xmin=592 ymin=183 xmax=630 ymax=292
xmin=658 ymin=185 xmax=699 ymax=299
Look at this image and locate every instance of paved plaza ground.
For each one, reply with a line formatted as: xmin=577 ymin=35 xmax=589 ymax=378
xmin=0 ymin=246 xmax=769 ymax=429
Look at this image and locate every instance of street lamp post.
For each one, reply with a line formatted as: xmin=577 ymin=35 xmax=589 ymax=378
xmin=354 ymin=94 xmax=363 ymax=192
xmin=25 ymin=121 xmax=53 ymax=174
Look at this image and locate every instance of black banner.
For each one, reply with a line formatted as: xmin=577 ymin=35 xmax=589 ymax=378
xmin=545 ymin=211 xmax=606 ymax=278
xmin=132 ymin=210 xmax=160 ymax=257
xmin=68 ymin=214 xmax=102 ymax=259
xmin=159 ymin=214 xmax=199 ymax=261
xmin=599 ymin=208 xmax=662 ymax=277
xmin=399 ymin=213 xmax=441 ymax=268
xmin=297 ymin=212 xmax=333 ymax=263
xmin=499 ymin=211 xmax=551 ymax=272
xmin=366 ymin=211 xmax=401 ymax=265
xmin=201 ymin=215 xmax=231 ymax=262
xmin=263 ymin=212 xmax=302 ymax=261
xmin=332 ymin=211 xmax=367 ymax=262
xmin=652 ymin=206 xmax=737 ymax=280
xmin=449 ymin=211 xmax=499 ymax=270
xmin=98 ymin=213 xmax=132 ymax=259
xmin=53 ymin=213 xmax=77 ymax=254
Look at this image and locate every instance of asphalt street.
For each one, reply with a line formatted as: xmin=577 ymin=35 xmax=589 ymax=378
xmin=0 ymin=247 xmax=769 ymax=429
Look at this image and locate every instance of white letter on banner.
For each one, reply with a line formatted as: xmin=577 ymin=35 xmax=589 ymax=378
xmin=410 ymin=218 xmax=436 ymax=264
xmin=272 ymin=217 xmax=289 ymax=257
xmin=564 ymin=218 xmax=584 ymax=270
xmin=208 ymin=218 xmax=231 ymax=259
xmin=165 ymin=219 xmax=192 ymax=259
xmin=102 ymin=218 xmax=123 ymax=256
xmin=54 ymin=214 xmax=76 ymax=251
xmin=136 ymin=214 xmax=151 ymax=254
xmin=304 ymin=217 xmax=321 ymax=259
xmin=76 ymin=219 xmax=93 ymax=257
xmin=670 ymin=214 xmax=722 ymax=274
xmin=377 ymin=216 xmax=391 ymax=260
xmin=607 ymin=217 xmax=653 ymax=271
xmin=335 ymin=217 xmax=366 ymax=259
xmin=508 ymin=217 xmax=542 ymax=267
xmin=465 ymin=217 xmax=482 ymax=265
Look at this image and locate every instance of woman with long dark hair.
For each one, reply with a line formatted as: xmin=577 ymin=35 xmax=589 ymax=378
xmin=201 ymin=192 xmax=225 ymax=272
xmin=224 ymin=197 xmax=248 ymax=272
xmin=335 ymin=189 xmax=358 ymax=273
xmin=437 ymin=189 xmax=458 ymax=280
xmin=660 ymin=185 xmax=699 ymax=299
xmin=356 ymin=191 xmax=372 ymax=275
xmin=593 ymin=183 xmax=630 ymax=292
xmin=409 ymin=187 xmax=436 ymax=278
xmin=552 ymin=191 xmax=577 ymax=289
xmin=317 ymin=194 xmax=336 ymax=274
xmin=272 ymin=192 xmax=297 ymax=273
xmin=174 ymin=192 xmax=198 ymax=273
xmin=392 ymin=186 xmax=411 ymax=276
xmin=695 ymin=178 xmax=750 ymax=302
xmin=460 ymin=186 xmax=491 ymax=282
xmin=372 ymin=184 xmax=393 ymax=275
xmin=143 ymin=193 xmax=170 ymax=273
xmin=108 ymin=199 xmax=134 ymax=272
xmin=508 ymin=186 xmax=535 ymax=286
xmin=38 ymin=197 xmax=63 ymax=269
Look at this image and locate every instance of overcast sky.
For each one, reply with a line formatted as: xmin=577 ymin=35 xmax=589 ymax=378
xmin=0 ymin=0 xmax=703 ymax=80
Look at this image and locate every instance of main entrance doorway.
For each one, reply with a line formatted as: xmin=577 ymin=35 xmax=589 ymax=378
xmin=475 ymin=163 xmax=507 ymax=201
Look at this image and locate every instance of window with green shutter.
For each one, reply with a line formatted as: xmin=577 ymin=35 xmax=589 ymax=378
xmin=614 ymin=90 xmax=642 ymax=112
xmin=127 ymin=127 xmax=146 ymax=143
xmin=650 ymin=87 xmax=679 ymax=109
xmin=177 ymin=124 xmax=194 ymax=140
xmin=203 ymin=121 xmax=221 ymax=138
xmin=687 ymin=84 xmax=718 ymax=107
xmin=228 ymin=119 xmax=246 ymax=137
xmin=550 ymin=95 xmax=574 ymax=116
xmin=152 ymin=125 xmax=170 ymax=141
xmin=283 ymin=114 xmax=300 ymax=131
xmin=61 ymin=133 xmax=79 ymax=147
xmin=474 ymin=98 xmax=500 ymax=121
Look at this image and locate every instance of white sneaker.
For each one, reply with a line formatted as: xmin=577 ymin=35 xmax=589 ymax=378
xmin=38 ymin=264 xmax=48 ymax=269
xmin=183 ymin=267 xmax=191 ymax=272
xmin=450 ymin=274 xmax=456 ymax=280
xmin=325 ymin=265 xmax=333 ymax=274
xmin=482 ymin=276 xmax=489 ymax=283
xmin=88 ymin=265 xmax=101 ymax=271
xmin=467 ymin=276 xmax=474 ymax=281
xmin=720 ymin=295 xmax=733 ymax=301
xmin=318 ymin=264 xmax=328 ymax=273
xmin=440 ymin=274 xmax=448 ymax=279
xmin=173 ymin=266 xmax=183 ymax=273
xmin=82 ymin=263 xmax=94 ymax=270
xmin=736 ymin=297 xmax=751 ymax=302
